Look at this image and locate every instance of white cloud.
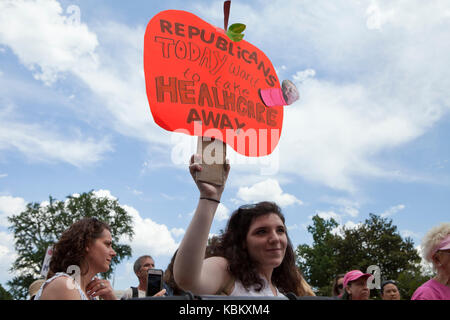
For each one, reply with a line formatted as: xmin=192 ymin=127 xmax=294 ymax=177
xmin=215 ymin=204 xmax=230 ymax=222
xmin=0 ymin=103 xmax=113 ymax=167
xmin=0 ymin=195 xmax=27 ymax=227
xmin=313 ymin=211 xmax=343 ymax=223
xmin=124 ymin=262 xmax=134 ymax=277
xmin=92 ymin=189 xmax=117 ymax=201
xmin=415 ymin=245 xmax=434 ymax=276
xmin=400 ymin=229 xmax=421 ymax=239
xmin=0 ymin=0 xmax=98 ymax=86
xmin=0 ymin=231 xmax=17 ymax=285
xmin=287 ymin=224 xmax=300 ymax=231
xmin=120 ymin=205 xmax=178 ymax=257
xmin=366 ymin=2 xmax=395 ymax=30
xmin=0 ymin=0 xmax=168 ymax=164
xmin=342 ymin=221 xmax=361 ymax=230
xmin=343 ymin=206 xmax=359 ymax=218
xmin=293 ymin=69 xmax=316 ymax=83
xmin=186 ymin=204 xmax=229 ymax=222
xmin=306 ymin=209 xmax=361 ymax=237
xmin=170 ymin=227 xmax=185 ymax=237
xmin=0 ymin=174 xmax=7 ymax=179
xmin=195 ymin=0 xmax=450 ymax=193
xmin=234 ymin=179 xmax=303 ymax=207
xmin=331 ymin=220 xmax=362 ymax=237
xmin=320 ymin=196 xmax=361 ymax=218
xmin=2 ymin=0 xmax=450 ymax=192
xmin=380 ymin=204 xmax=406 ymax=218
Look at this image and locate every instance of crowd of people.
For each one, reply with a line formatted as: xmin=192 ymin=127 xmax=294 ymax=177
xmin=28 ymin=154 xmax=450 ymax=300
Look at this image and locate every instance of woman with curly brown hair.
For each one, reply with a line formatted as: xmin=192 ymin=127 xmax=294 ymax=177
xmin=34 ymin=217 xmax=118 ymax=300
xmin=174 ymin=154 xmax=314 ymax=297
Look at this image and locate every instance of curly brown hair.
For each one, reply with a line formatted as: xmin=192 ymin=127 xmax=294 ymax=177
xmin=331 ymin=273 xmax=345 ymax=297
xmin=47 ymin=217 xmax=111 ymax=279
xmin=163 ymin=249 xmax=185 ymax=296
xmin=207 ymin=202 xmax=310 ymax=296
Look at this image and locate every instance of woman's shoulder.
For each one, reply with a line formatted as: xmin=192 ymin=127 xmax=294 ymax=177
xmin=411 ymin=279 xmax=441 ymax=300
xmin=203 ymin=256 xmax=235 ymax=295
xmin=38 ymin=274 xmax=84 ymax=300
xmin=203 ymin=256 xmax=232 ymax=280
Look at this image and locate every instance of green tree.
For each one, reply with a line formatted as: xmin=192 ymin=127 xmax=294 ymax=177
xmin=296 ymin=214 xmax=423 ymax=298
xmin=0 ymin=283 xmax=13 ymax=300
xmin=7 ymin=191 xmax=134 ymax=300
xmin=296 ymin=215 xmax=340 ymax=295
xmin=396 ymin=269 xmax=433 ymax=299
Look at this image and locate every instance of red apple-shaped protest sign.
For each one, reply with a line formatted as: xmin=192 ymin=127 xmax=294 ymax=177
xmin=144 ymin=10 xmax=283 ymax=157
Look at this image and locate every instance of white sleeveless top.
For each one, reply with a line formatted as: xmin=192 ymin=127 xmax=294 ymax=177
xmin=34 ymin=272 xmax=91 ymax=300
xmin=229 ymin=277 xmax=286 ymax=298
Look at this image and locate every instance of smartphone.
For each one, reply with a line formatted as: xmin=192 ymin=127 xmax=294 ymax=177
xmin=146 ymin=269 xmax=164 ymax=296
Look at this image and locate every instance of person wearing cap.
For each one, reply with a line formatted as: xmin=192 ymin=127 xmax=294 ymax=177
xmin=340 ymin=270 xmax=372 ymax=300
xmin=412 ymin=222 xmax=450 ymax=300
xmin=380 ymin=280 xmax=401 ymax=300
xmin=29 ymin=279 xmax=45 ymax=300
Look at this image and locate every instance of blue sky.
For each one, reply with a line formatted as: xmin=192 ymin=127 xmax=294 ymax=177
xmin=1 ymin=0 xmax=449 ymax=293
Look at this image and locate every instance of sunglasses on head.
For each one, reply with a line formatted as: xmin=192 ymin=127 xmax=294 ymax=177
xmin=238 ymin=204 xmax=258 ymax=212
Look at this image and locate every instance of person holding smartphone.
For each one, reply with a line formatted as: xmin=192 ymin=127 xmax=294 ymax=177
xmin=173 ymin=154 xmax=313 ymax=297
xmin=121 ymin=255 xmax=166 ymax=299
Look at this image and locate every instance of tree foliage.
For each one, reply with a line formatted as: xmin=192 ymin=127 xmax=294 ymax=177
xmin=7 ymin=191 xmax=134 ymax=300
xmin=0 ymin=283 xmax=13 ymax=300
xmin=296 ymin=214 xmax=424 ymax=298
xmin=295 ymin=215 xmax=340 ymax=295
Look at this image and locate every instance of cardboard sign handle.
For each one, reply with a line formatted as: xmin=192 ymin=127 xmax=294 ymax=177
xmin=195 ymin=136 xmax=227 ymax=186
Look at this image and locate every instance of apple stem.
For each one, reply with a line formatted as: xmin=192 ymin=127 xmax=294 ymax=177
xmin=224 ymin=1 xmax=231 ymax=31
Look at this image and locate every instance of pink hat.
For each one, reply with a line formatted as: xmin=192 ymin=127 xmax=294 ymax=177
xmin=432 ymin=234 xmax=450 ymax=256
xmin=343 ymin=270 xmax=373 ymax=288
xmin=260 ymin=88 xmax=287 ymax=107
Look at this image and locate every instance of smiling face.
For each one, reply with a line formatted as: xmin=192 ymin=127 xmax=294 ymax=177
xmin=85 ymin=229 xmax=116 ymax=273
xmin=245 ymin=213 xmax=288 ymax=271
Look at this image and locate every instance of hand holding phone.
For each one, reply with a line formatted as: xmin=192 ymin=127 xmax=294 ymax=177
xmin=146 ymin=269 xmax=164 ymax=296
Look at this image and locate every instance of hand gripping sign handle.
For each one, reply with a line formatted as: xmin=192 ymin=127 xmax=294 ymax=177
xmin=195 ymin=136 xmax=227 ymax=186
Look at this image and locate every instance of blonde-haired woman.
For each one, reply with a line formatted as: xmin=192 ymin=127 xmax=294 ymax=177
xmin=412 ymin=222 xmax=450 ymax=300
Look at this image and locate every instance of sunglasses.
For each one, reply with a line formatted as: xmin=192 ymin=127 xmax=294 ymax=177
xmin=238 ymin=204 xmax=258 ymax=212
xmin=239 ymin=204 xmax=258 ymax=209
